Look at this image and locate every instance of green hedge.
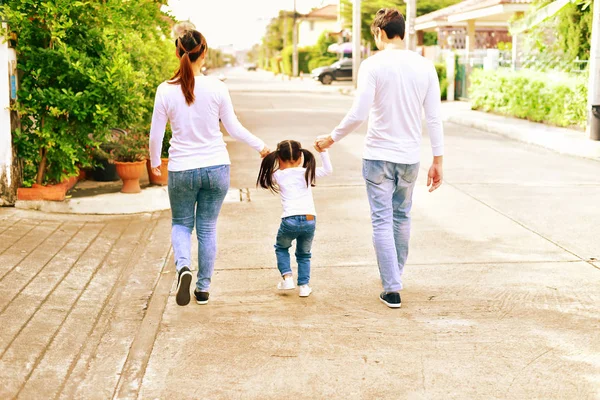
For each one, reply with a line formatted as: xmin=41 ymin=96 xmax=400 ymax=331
xmin=269 ymin=57 xmax=282 ymax=75
xmin=470 ymin=69 xmax=588 ymax=129
xmin=434 ymin=63 xmax=449 ymax=101
xmin=308 ymin=56 xmax=339 ymax=72
xmin=281 ymin=45 xmax=315 ymax=76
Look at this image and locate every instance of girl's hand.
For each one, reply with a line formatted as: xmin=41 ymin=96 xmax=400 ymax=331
xmin=260 ymin=147 xmax=271 ymax=158
xmin=152 ymin=167 xmax=162 ymax=177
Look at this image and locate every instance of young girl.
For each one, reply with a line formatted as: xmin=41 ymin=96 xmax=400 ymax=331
xmin=257 ymin=140 xmax=333 ymax=297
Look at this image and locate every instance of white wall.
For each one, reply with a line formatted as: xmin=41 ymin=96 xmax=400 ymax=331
xmin=1 ymin=24 xmax=16 ymax=204
xmin=298 ymin=19 xmax=339 ymax=47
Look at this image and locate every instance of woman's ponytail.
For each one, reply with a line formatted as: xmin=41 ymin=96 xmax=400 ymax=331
xmin=257 ymin=150 xmax=280 ymax=193
xmin=170 ymin=31 xmax=207 ymax=106
xmin=301 ymin=149 xmax=317 ymax=188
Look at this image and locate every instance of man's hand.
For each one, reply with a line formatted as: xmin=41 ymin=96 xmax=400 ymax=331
xmin=151 ymin=167 xmax=162 ymax=177
xmin=314 ymin=135 xmax=334 ymax=152
xmin=427 ymin=156 xmax=443 ymax=193
xmin=259 ymin=147 xmax=271 ymax=158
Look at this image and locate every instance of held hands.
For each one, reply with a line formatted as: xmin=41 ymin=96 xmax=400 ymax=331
xmin=314 ymin=135 xmax=334 ymax=153
xmin=427 ymin=158 xmax=443 ymax=193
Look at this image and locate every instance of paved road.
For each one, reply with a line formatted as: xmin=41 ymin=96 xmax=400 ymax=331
xmin=0 ymin=69 xmax=598 ymax=399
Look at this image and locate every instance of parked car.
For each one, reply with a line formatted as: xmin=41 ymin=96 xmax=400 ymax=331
xmin=311 ymin=59 xmax=353 ymax=85
xmin=245 ymin=63 xmax=258 ymax=71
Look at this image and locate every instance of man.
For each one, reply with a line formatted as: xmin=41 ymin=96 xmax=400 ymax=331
xmin=315 ymin=8 xmax=444 ymax=309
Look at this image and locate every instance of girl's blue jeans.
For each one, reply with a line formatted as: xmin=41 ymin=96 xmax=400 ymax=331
xmin=274 ymin=215 xmax=316 ymax=286
xmin=168 ymin=165 xmax=230 ymax=292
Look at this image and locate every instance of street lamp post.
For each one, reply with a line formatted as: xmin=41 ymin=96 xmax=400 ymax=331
xmin=352 ymin=0 xmax=361 ymax=87
xmin=292 ymin=0 xmax=299 ymax=77
xmin=405 ymin=0 xmax=417 ymax=51
xmin=587 ymin=0 xmax=600 ymax=140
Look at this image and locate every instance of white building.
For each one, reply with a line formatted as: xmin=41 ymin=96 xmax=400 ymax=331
xmin=298 ymin=4 xmax=340 ymax=47
xmin=0 ymin=24 xmax=18 ymax=206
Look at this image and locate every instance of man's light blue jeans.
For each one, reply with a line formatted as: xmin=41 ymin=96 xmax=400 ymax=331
xmin=274 ymin=215 xmax=316 ymax=286
xmin=168 ymin=165 xmax=230 ymax=292
xmin=363 ymin=159 xmax=420 ymax=293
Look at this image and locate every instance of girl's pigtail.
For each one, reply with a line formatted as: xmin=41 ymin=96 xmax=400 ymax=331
xmin=257 ymin=150 xmax=280 ymax=193
xmin=301 ymin=149 xmax=317 ymax=188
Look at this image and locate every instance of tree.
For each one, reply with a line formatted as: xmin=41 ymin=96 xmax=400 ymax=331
xmin=1 ymin=0 xmax=176 ymax=186
xmin=523 ymin=0 xmax=593 ymax=70
xmin=340 ymin=0 xmax=462 ymax=47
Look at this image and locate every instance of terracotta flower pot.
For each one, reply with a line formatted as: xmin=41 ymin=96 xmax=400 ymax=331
xmin=16 ymin=174 xmax=79 ymax=202
xmin=17 ymin=184 xmax=67 ymax=201
xmin=115 ymin=160 xmax=146 ymax=194
xmin=147 ymin=158 xmax=169 ymax=186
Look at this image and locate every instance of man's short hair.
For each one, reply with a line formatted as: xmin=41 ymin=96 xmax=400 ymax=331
xmin=371 ymin=8 xmax=405 ymax=40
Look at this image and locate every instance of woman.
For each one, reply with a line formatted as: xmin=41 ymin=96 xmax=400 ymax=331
xmin=149 ymin=30 xmax=269 ymax=306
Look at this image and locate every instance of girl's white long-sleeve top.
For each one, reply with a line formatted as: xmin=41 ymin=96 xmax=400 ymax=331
xmin=330 ymin=49 xmax=444 ymax=164
xmin=149 ymin=76 xmax=265 ymax=171
xmin=273 ymin=152 xmax=333 ymax=218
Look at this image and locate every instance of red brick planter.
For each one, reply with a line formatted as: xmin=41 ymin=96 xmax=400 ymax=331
xmin=115 ymin=160 xmax=146 ymax=194
xmin=146 ymin=158 xmax=169 ymax=186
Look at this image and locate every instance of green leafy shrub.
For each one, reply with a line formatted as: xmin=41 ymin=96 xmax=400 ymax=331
xmin=2 ymin=0 xmax=175 ymax=187
xmin=270 ymin=57 xmax=282 ymax=74
xmin=308 ymin=56 xmax=339 ymax=72
xmin=161 ymin=125 xmax=172 ymax=159
xmin=470 ymin=69 xmax=588 ymax=129
xmin=434 ymin=63 xmax=448 ymax=101
xmin=281 ymin=46 xmax=316 ymax=76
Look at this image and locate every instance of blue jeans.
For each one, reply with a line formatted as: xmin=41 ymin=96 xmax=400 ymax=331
xmin=274 ymin=215 xmax=316 ymax=286
xmin=168 ymin=165 xmax=230 ymax=292
xmin=363 ymin=160 xmax=419 ymax=292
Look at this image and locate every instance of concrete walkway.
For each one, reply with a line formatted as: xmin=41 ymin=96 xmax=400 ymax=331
xmin=0 ymin=72 xmax=599 ymax=399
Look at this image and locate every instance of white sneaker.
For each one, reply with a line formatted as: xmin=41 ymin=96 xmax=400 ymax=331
xmin=298 ymin=285 xmax=312 ymax=297
xmin=277 ymin=276 xmax=295 ymax=290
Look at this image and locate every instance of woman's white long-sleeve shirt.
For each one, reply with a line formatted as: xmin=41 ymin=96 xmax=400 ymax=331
xmin=331 ymin=50 xmax=444 ymax=164
xmin=273 ymin=152 xmax=333 ymax=218
xmin=149 ymin=76 xmax=265 ymax=171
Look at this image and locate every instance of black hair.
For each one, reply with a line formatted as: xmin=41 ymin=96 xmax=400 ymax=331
xmin=371 ymin=8 xmax=406 ymax=40
xmin=257 ymin=140 xmax=317 ymax=193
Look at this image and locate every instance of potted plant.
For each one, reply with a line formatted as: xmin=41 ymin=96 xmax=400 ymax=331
xmin=90 ymin=141 xmax=120 ymax=182
xmin=105 ymin=131 xmax=149 ymax=193
xmin=147 ymin=125 xmax=171 ymax=186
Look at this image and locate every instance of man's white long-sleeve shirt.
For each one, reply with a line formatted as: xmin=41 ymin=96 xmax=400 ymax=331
xmin=149 ymin=76 xmax=264 ymax=171
xmin=331 ymin=50 xmax=444 ymax=164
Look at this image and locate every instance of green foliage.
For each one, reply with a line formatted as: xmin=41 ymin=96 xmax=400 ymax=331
xmin=281 ymin=46 xmax=315 ymax=76
xmin=470 ymin=69 xmax=588 ymax=129
xmin=2 ymin=0 xmax=175 ymax=186
xmin=315 ymin=31 xmax=337 ymax=55
xmin=262 ymin=11 xmax=294 ymax=55
xmin=308 ymin=56 xmax=339 ymax=72
xmin=525 ymin=0 xmax=593 ymax=69
xmin=270 ymin=57 xmax=282 ymax=74
xmin=340 ymin=0 xmax=462 ymax=47
xmin=161 ymin=124 xmax=172 ymax=159
xmin=109 ymin=132 xmax=149 ymax=163
xmin=434 ymin=63 xmax=448 ymax=101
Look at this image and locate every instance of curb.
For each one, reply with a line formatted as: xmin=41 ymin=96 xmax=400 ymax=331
xmin=15 ymin=187 xmax=243 ymax=215
xmin=443 ymin=112 xmax=600 ymax=162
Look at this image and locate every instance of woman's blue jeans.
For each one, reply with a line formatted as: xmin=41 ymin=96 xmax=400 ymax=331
xmin=168 ymin=165 xmax=230 ymax=292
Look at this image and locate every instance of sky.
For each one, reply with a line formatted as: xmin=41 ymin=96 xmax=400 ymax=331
xmin=163 ymin=0 xmax=336 ymax=50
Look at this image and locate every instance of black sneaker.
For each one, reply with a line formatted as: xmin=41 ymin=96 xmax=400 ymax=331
xmin=194 ymin=290 xmax=209 ymax=305
xmin=176 ymin=267 xmax=192 ymax=306
xmin=380 ymin=291 xmax=401 ymax=308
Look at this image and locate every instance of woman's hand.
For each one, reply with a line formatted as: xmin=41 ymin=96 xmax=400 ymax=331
xmin=260 ymin=147 xmax=271 ymax=158
xmin=152 ymin=167 xmax=162 ymax=177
